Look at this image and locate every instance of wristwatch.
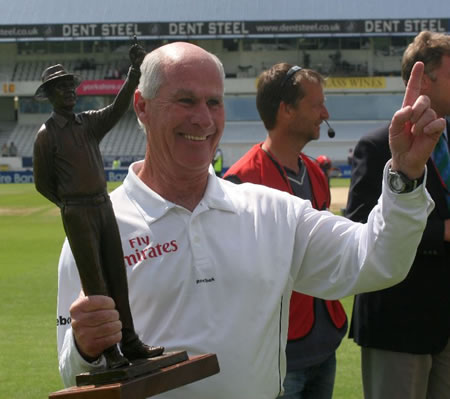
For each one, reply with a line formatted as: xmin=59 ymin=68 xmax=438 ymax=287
xmin=388 ymin=168 xmax=424 ymax=194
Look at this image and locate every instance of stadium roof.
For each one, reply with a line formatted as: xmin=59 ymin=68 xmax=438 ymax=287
xmin=0 ymin=0 xmax=448 ymax=24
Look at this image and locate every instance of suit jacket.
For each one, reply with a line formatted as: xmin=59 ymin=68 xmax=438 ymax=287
xmin=345 ymin=123 xmax=450 ymax=354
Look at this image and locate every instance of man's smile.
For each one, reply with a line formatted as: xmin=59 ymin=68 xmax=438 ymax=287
xmin=181 ymin=133 xmax=209 ymax=141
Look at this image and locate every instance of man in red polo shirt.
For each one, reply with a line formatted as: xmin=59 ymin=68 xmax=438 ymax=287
xmin=225 ymin=63 xmax=347 ymax=399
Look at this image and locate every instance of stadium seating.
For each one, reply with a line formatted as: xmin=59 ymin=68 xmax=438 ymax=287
xmin=4 ymin=112 xmax=145 ymax=158
xmin=99 ymin=112 xmax=145 ymax=157
xmin=7 ymin=124 xmax=36 ymax=156
xmin=9 ymin=60 xmax=129 ymax=82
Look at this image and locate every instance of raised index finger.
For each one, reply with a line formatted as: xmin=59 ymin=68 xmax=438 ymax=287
xmin=402 ymin=61 xmax=424 ymax=107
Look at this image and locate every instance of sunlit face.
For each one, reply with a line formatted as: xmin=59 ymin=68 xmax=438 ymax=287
xmin=424 ymin=54 xmax=450 ymax=118
xmin=47 ymin=78 xmax=77 ymax=112
xmin=286 ymin=79 xmax=329 ymax=143
xmin=136 ymin=55 xmax=225 ymax=177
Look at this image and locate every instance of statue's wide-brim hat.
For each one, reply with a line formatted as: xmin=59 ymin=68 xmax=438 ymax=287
xmin=34 ymin=64 xmax=81 ymax=100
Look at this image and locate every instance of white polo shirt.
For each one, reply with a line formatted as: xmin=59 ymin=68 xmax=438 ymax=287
xmin=57 ymin=161 xmax=433 ymax=398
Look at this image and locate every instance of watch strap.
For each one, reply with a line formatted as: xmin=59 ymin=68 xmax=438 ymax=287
xmin=388 ymin=168 xmax=424 ymax=193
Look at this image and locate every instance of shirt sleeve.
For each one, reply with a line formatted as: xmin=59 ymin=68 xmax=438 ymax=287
xmin=59 ymin=329 xmax=107 ymax=387
xmin=291 ymin=161 xmax=435 ymax=300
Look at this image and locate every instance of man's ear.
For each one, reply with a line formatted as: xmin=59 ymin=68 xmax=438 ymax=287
xmin=279 ymin=101 xmax=296 ymax=119
xmin=134 ymin=90 xmax=148 ymax=123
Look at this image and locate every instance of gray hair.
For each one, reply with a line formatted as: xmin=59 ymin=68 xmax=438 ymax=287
xmin=138 ymin=51 xmax=165 ymax=100
xmin=138 ymin=46 xmax=225 ymax=100
xmin=207 ymin=52 xmax=226 ymax=85
xmin=135 ymin=51 xmax=164 ymax=130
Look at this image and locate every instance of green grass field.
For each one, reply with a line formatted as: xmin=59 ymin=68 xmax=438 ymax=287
xmin=0 ymin=180 xmax=362 ymax=398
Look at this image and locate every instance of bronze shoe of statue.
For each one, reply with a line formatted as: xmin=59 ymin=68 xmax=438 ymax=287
xmin=121 ymin=339 xmax=164 ymax=362
xmin=103 ymin=345 xmax=130 ymax=369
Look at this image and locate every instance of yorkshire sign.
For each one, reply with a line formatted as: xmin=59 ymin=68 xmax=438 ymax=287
xmin=0 ymin=18 xmax=448 ymax=40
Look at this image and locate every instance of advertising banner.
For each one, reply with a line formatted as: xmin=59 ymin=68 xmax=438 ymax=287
xmin=76 ymin=80 xmax=125 ymax=96
xmin=0 ymin=169 xmax=129 ymax=184
xmin=0 ymin=19 xmax=448 ymax=40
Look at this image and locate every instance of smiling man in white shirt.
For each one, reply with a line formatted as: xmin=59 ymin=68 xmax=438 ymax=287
xmin=57 ymin=42 xmax=445 ymax=398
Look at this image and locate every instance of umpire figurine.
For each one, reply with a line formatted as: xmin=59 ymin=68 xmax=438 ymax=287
xmin=33 ymin=42 xmax=164 ymax=368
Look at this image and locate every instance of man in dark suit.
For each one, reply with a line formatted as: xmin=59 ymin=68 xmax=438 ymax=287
xmin=345 ymin=31 xmax=450 ymax=399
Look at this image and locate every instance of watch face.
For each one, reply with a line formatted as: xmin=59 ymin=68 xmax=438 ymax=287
xmin=388 ymin=168 xmax=422 ymax=193
xmin=389 ymin=171 xmax=406 ymax=193
xmin=391 ymin=175 xmax=405 ymax=191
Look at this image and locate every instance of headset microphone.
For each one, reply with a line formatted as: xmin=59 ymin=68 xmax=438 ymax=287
xmin=324 ymin=120 xmax=336 ymax=138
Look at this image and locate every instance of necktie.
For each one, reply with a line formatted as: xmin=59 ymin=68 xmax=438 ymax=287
xmin=432 ymin=133 xmax=450 ymax=210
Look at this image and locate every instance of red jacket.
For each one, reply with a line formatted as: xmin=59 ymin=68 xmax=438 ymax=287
xmin=225 ymin=143 xmax=347 ymax=340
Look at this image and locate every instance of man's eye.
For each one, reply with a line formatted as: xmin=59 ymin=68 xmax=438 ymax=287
xmin=179 ymin=98 xmax=194 ymax=104
xmin=207 ymin=99 xmax=221 ymax=107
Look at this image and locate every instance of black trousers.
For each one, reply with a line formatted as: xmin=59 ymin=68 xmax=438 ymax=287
xmin=61 ymin=195 xmax=137 ymax=344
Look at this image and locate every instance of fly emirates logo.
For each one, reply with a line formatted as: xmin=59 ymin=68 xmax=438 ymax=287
xmin=124 ymin=235 xmax=178 ymax=267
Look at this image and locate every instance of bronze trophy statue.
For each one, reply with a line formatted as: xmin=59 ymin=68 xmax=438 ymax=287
xmin=33 ymin=40 xmax=164 ymax=370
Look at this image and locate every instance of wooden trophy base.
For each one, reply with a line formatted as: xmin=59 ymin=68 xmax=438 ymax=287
xmin=49 ymin=352 xmax=219 ymax=399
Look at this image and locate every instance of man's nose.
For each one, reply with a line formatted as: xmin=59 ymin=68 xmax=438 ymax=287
xmin=191 ymin=102 xmax=214 ymax=129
